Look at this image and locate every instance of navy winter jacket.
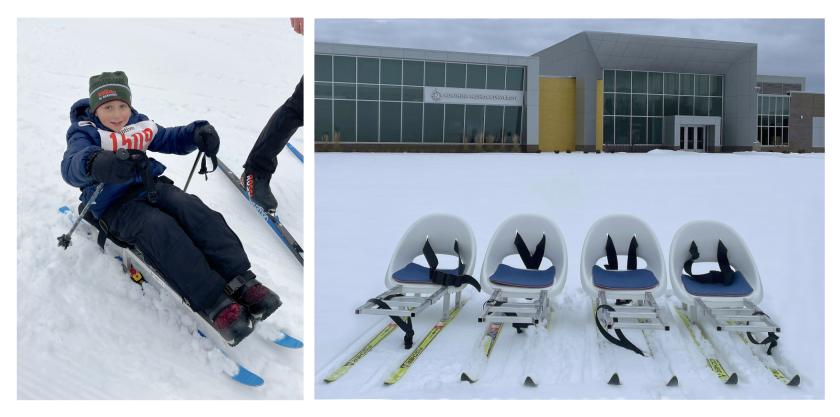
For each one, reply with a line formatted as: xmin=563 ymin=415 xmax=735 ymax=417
xmin=61 ymin=98 xmax=206 ymax=218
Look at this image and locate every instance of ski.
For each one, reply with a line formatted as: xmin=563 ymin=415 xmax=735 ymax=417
xmin=640 ymin=327 xmax=679 ymax=387
xmin=217 ymin=158 xmax=304 ymax=266
xmin=460 ymin=322 xmax=504 ymax=383
xmin=726 ymin=321 xmax=800 ymax=386
xmin=384 ymin=303 xmax=464 ymax=385
xmin=323 ymin=322 xmax=398 ymax=383
xmin=674 ymin=308 xmax=738 ymax=384
xmin=522 ymin=308 xmax=553 ymax=387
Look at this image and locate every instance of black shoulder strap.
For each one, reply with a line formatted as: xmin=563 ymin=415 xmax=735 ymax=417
xmin=422 ymin=239 xmax=481 ymax=292
xmin=514 ymin=232 xmax=545 ymax=270
xmin=605 ymin=235 xmax=619 ymax=270
xmin=595 ymin=304 xmax=644 ymax=356
xmin=627 ymin=236 xmax=638 ymax=270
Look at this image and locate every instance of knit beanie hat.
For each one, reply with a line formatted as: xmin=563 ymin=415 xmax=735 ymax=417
xmin=89 ymin=71 xmax=132 ymax=112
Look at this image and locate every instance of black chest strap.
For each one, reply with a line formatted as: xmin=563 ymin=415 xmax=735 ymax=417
xmin=422 ymin=239 xmax=481 ymax=292
xmin=683 ymin=240 xmax=735 ymax=286
xmin=605 ymin=235 xmax=638 ymax=271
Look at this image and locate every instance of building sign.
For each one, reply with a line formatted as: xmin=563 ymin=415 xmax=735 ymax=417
xmin=423 ymin=87 xmax=523 ymax=106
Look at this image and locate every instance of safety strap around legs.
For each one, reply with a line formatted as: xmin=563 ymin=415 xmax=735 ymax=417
xmin=604 ymin=234 xmax=638 ymax=271
xmin=746 ymin=311 xmax=779 ymax=355
xmin=684 ymin=240 xmax=735 ymax=286
xmin=422 ymin=239 xmax=481 ymax=292
xmin=514 ymin=233 xmax=546 ymax=270
xmin=368 ymin=297 xmax=414 ymax=349
xmin=595 ymin=304 xmax=644 ymax=356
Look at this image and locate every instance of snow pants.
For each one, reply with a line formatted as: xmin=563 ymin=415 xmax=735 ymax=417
xmin=243 ymin=76 xmax=303 ymax=176
xmin=101 ymin=181 xmax=251 ymax=312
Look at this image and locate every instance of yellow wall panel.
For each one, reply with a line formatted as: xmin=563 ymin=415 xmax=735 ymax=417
xmin=539 ymin=77 xmax=576 ymax=152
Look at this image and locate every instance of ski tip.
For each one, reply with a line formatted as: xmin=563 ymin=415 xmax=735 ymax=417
xmin=58 ymin=206 xmax=71 ymax=214
xmin=666 ymin=376 xmax=679 ymax=387
xmin=460 ymin=372 xmax=476 ymax=383
xmin=788 ymin=375 xmax=801 ymax=387
xmin=725 ymin=373 xmax=738 ymax=385
xmin=231 ymin=365 xmax=265 ymax=387
xmin=274 ymin=335 xmax=304 ymax=349
xmin=523 ymin=376 xmax=538 ymax=387
xmin=608 ymin=373 xmax=621 ymax=386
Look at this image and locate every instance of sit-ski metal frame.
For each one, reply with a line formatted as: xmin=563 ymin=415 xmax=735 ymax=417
xmin=686 ymin=298 xmax=780 ymax=333
xmin=478 ymin=288 xmax=549 ymax=325
xmin=355 ymin=285 xmax=462 ymax=321
xmin=595 ymin=290 xmax=672 ymax=331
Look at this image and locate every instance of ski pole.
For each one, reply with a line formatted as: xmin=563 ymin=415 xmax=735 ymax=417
xmin=57 ymin=182 xmax=105 ymax=250
xmin=183 ymin=151 xmax=204 ymax=193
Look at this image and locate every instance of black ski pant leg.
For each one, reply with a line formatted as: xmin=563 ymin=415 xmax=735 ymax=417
xmin=151 ymin=182 xmax=251 ymax=280
xmin=243 ymin=76 xmax=304 ymax=175
xmin=103 ymin=198 xmax=227 ymax=313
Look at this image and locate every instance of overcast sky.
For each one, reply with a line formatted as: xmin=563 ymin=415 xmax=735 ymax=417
xmin=316 ymin=19 xmax=824 ymax=93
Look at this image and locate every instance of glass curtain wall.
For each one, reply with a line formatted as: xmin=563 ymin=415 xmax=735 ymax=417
xmin=603 ymin=69 xmax=724 ymax=145
xmin=756 ymin=94 xmax=789 ymax=146
xmin=315 ymin=54 xmax=526 ymax=144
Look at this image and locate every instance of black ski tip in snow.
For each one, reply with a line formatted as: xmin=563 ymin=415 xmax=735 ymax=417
xmin=523 ymin=376 xmax=537 ymax=387
xmin=726 ymin=373 xmax=739 ymax=385
xmin=666 ymin=376 xmax=679 ymax=387
xmin=460 ymin=372 xmax=476 ymax=383
xmin=608 ymin=373 xmax=621 ymax=385
xmin=788 ymin=375 xmax=801 ymax=387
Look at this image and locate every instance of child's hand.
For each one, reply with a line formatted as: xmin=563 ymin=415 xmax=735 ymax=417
xmin=193 ymin=123 xmax=220 ymax=157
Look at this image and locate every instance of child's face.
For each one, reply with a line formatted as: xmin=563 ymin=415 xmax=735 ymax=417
xmin=95 ymin=100 xmax=131 ymax=131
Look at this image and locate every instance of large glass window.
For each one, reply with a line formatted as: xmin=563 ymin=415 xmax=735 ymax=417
xmin=315 ymin=99 xmax=332 ymax=142
xmin=615 ymin=116 xmax=630 ymax=144
xmin=648 ymin=72 xmax=663 ymax=94
xmin=402 ymin=87 xmax=423 ymax=102
xmin=333 ymin=100 xmax=355 ymax=142
xmin=615 ymin=94 xmax=631 ymax=116
xmin=487 ymin=66 xmax=506 ymax=89
xmin=696 ymin=75 xmax=710 ymax=96
xmin=357 ymin=101 xmax=378 ymax=142
xmin=467 ymin=64 xmax=486 ymax=89
xmin=380 ymin=85 xmax=401 ymax=101
xmin=403 ymin=60 xmax=424 ymax=86
xmin=381 ymin=59 xmax=402 ymax=85
xmin=631 ymin=117 xmax=646 ymax=144
xmin=604 ymin=70 xmax=616 ymax=93
xmin=648 ymin=95 xmax=662 ymax=117
xmin=503 ymin=106 xmax=522 ymax=143
xmin=664 ymin=95 xmax=678 ymax=116
xmin=334 ymin=83 xmax=356 ymax=100
xmin=632 ymin=71 xmax=647 ymax=94
xmin=506 ymin=67 xmax=525 ymax=90
xmin=679 ymin=96 xmax=694 ymax=116
xmin=604 ymin=93 xmax=615 ymax=116
xmin=357 ymin=58 xmax=379 ymax=84
xmin=649 ymin=117 xmax=663 ymax=144
xmin=423 ymin=103 xmax=444 ymax=142
xmin=380 ymin=102 xmax=401 ymax=142
xmin=425 ymin=62 xmax=445 ymax=87
xmin=334 ymin=56 xmax=356 ymax=83
xmin=315 ymin=82 xmax=332 ymax=99
xmin=444 ymin=104 xmax=465 ymax=143
xmin=710 ymin=76 xmax=724 ymax=96
xmin=664 ymin=73 xmax=679 ymax=95
xmin=485 ymin=106 xmax=503 ymax=143
xmin=465 ymin=105 xmax=484 ymax=143
xmin=357 ymin=84 xmax=377 ymax=101
xmin=632 ymin=94 xmax=647 ymax=116
xmin=315 ymin=55 xmax=332 ymax=82
xmin=616 ymin=71 xmax=631 ymax=93
xmin=680 ymin=74 xmax=694 ymax=95
xmin=402 ymin=103 xmax=423 ymax=142
xmin=446 ymin=63 xmax=466 ymax=88
xmin=604 ymin=116 xmax=615 ymax=144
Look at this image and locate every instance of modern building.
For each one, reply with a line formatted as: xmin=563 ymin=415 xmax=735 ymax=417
xmin=315 ymin=31 xmax=824 ymax=153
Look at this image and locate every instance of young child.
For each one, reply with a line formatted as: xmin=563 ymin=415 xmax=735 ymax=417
xmin=61 ymin=71 xmax=280 ymax=345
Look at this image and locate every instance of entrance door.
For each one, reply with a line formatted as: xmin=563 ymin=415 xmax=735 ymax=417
xmin=680 ymin=125 xmax=705 ymax=151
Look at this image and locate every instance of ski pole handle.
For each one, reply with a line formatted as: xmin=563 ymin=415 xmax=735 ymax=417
xmin=183 ymin=151 xmax=203 ymax=193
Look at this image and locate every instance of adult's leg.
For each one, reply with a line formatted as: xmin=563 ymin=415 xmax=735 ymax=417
xmin=152 ymin=182 xmax=251 ymax=280
xmin=102 ymin=199 xmax=227 ymax=313
xmin=244 ymin=76 xmax=303 ymax=175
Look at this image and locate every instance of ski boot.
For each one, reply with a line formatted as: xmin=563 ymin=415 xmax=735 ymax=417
xmin=240 ymin=170 xmax=278 ymax=215
xmin=202 ymin=293 xmax=254 ymax=346
xmin=226 ymin=271 xmax=283 ymax=321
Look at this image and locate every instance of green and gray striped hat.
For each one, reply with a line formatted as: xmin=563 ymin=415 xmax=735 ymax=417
xmin=89 ymin=71 xmax=131 ymax=112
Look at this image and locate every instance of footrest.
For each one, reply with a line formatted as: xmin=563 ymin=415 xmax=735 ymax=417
xmin=695 ymin=298 xmax=781 ymax=333
xmin=478 ymin=289 xmax=549 ymax=325
xmin=596 ymin=290 xmax=671 ymax=331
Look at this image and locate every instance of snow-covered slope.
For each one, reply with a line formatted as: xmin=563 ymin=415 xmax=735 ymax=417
xmin=17 ymin=19 xmax=302 ymax=399
xmin=315 ymin=151 xmax=823 ymax=399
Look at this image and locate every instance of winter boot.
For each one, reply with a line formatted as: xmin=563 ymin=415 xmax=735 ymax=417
xmin=226 ymin=271 xmax=283 ymax=321
xmin=240 ymin=170 xmax=278 ymax=215
xmin=202 ymin=293 xmax=254 ymax=346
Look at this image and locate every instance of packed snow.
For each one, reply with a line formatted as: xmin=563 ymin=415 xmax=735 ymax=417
xmin=315 ymin=150 xmax=823 ymax=399
xmin=17 ymin=19 xmax=303 ymax=399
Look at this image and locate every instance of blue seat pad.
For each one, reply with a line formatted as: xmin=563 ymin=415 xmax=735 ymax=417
xmin=681 ymin=271 xmax=753 ymax=297
xmin=488 ymin=264 xmax=556 ymax=288
xmin=392 ymin=263 xmax=460 ymax=284
xmin=592 ymin=265 xmax=659 ymax=290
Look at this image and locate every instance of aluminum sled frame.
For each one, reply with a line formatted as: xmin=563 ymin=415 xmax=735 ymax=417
xmin=684 ymin=298 xmax=780 ymax=333
xmin=478 ymin=288 xmax=550 ymax=326
xmin=596 ymin=290 xmax=672 ymax=332
xmin=356 ymin=285 xmax=462 ymax=321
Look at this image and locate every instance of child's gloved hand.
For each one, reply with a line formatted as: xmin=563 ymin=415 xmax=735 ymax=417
xmin=87 ymin=150 xmax=137 ymax=184
xmin=194 ymin=123 xmax=220 ymax=157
